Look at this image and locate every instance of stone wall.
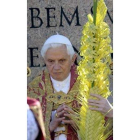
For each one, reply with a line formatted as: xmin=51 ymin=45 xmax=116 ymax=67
xmin=27 ymin=0 xmax=113 ymax=98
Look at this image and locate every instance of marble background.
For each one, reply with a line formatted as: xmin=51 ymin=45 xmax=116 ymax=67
xmin=27 ymin=0 xmax=113 ymax=102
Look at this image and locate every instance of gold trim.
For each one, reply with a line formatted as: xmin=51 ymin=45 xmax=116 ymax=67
xmin=55 ymin=113 xmax=59 ymax=118
xmin=44 ymin=70 xmax=80 ymax=139
xmin=28 ymin=69 xmax=80 ymax=140
xmin=29 ymin=103 xmax=46 ymax=139
xmin=27 ymin=67 xmax=31 ymax=77
xmin=47 ymin=91 xmax=74 ymax=105
xmin=44 ymin=71 xmax=54 ymax=140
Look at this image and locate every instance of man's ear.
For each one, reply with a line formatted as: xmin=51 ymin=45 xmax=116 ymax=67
xmin=71 ymin=53 xmax=77 ymax=66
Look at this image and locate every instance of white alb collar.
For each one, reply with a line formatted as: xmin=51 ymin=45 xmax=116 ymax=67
xmin=50 ymin=73 xmax=71 ymax=89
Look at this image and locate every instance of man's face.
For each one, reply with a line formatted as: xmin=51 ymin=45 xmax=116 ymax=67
xmin=44 ymin=45 xmax=76 ymax=81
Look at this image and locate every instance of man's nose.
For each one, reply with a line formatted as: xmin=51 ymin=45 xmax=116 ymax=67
xmin=53 ymin=62 xmax=61 ymax=70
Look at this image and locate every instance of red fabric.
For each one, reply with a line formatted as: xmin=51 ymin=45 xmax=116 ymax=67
xmin=27 ymin=97 xmax=40 ymax=106
xmin=28 ymin=65 xmax=113 ymax=140
xmin=27 ymin=97 xmax=45 ymax=140
xmin=70 ymin=64 xmax=78 ymax=90
xmin=37 ymin=131 xmax=46 ymax=140
xmin=67 ymin=125 xmax=78 ymax=140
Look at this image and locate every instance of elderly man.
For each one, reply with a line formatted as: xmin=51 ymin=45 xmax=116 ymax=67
xmin=27 ymin=34 xmax=113 ymax=140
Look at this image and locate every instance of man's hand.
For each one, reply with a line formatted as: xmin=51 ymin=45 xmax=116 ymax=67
xmin=62 ymin=105 xmax=78 ymax=130
xmin=88 ymin=93 xmax=113 ymax=118
xmin=49 ymin=104 xmax=66 ymax=132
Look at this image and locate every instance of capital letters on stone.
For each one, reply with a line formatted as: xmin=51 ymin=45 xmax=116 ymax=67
xmin=29 ymin=8 xmax=43 ymax=28
xmin=28 ymin=47 xmax=40 ymax=67
xmin=45 ymin=7 xmax=57 ymax=27
xmin=60 ymin=6 xmax=81 ymax=27
xmin=29 ymin=6 xmax=82 ymax=28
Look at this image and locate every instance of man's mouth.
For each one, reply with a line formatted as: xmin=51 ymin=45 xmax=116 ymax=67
xmin=53 ymin=72 xmax=62 ymax=75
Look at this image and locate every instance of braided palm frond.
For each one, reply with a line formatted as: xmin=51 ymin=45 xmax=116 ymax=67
xmin=75 ymin=0 xmax=113 ymax=139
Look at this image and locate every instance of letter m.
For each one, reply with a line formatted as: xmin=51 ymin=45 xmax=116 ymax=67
xmin=60 ymin=6 xmax=81 ymax=27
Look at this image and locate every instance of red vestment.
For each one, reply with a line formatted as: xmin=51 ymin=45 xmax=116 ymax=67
xmin=28 ymin=65 xmax=79 ymax=140
xmin=27 ymin=65 xmax=113 ymax=140
xmin=27 ymin=97 xmax=46 ymax=140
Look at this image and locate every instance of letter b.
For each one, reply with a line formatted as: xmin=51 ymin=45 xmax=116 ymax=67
xmin=29 ymin=8 xmax=43 ymax=28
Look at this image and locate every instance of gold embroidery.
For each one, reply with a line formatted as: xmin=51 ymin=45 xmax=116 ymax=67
xmin=28 ymin=69 xmax=80 ymax=140
xmin=29 ymin=103 xmax=46 ymax=139
xmin=44 ymin=70 xmax=80 ymax=139
xmin=54 ymin=125 xmax=69 ymax=138
xmin=44 ymin=71 xmax=53 ymax=140
xmin=47 ymin=91 xmax=74 ymax=105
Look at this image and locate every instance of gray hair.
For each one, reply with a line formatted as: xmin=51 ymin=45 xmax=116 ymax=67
xmin=41 ymin=43 xmax=75 ymax=59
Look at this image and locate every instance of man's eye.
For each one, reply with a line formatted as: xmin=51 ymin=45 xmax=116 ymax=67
xmin=60 ymin=59 xmax=65 ymax=63
xmin=48 ymin=60 xmax=54 ymax=63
